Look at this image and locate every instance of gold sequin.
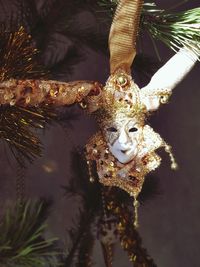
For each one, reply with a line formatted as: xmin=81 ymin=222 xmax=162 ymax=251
xmin=25 ymin=96 xmax=31 ymax=104
xmin=50 ymin=89 xmax=58 ymax=97
xmin=117 ymin=75 xmax=128 ymax=87
xmin=10 ymin=99 xmax=16 ymax=106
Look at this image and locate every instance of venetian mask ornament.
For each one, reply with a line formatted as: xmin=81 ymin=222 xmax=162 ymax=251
xmin=83 ymin=0 xmax=199 ymax=226
xmin=0 ymin=0 xmax=199 ymax=227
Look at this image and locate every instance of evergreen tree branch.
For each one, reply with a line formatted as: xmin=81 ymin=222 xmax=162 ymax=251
xmin=97 ymin=1 xmax=200 ymax=57
xmin=0 ymin=199 xmax=59 ymax=267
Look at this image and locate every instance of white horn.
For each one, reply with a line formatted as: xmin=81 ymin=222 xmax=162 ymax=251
xmin=140 ymin=47 xmax=198 ymax=111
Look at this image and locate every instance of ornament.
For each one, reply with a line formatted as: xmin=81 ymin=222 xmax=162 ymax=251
xmin=0 ymin=0 xmax=199 ymax=226
xmin=84 ymin=0 xmax=198 ymax=224
xmin=84 ymin=0 xmax=198 ymax=202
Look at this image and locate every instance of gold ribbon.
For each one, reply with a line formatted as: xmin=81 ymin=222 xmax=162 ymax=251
xmin=109 ymin=0 xmax=144 ymax=74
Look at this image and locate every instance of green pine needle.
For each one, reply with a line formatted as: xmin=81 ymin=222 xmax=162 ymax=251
xmin=142 ymin=3 xmax=200 ymax=57
xmin=0 ymin=27 xmax=56 ymax=167
xmin=0 ymin=105 xmax=56 ymax=167
xmin=97 ymin=0 xmax=118 ymax=16
xmin=97 ymin=1 xmax=200 ymax=57
xmin=0 ymin=200 xmax=59 ymax=267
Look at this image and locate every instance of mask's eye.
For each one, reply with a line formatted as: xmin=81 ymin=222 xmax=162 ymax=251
xmin=107 ymin=127 xmax=117 ymax=132
xmin=129 ymin=127 xmax=138 ymax=132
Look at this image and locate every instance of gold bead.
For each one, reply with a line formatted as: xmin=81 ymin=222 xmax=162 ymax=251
xmin=160 ymin=95 xmax=169 ymax=104
xmin=79 ymin=102 xmax=87 ymax=109
xmin=89 ymin=177 xmax=95 ymax=183
xmin=25 ymin=96 xmax=31 ymax=104
xmin=171 ymin=162 xmax=178 ymax=170
xmin=44 ymin=84 xmax=50 ymax=92
xmin=50 ymin=89 xmax=54 ymax=96
xmin=10 ymin=99 xmax=16 ymax=106
xmin=110 ymin=161 xmax=114 ymax=167
xmin=165 ymin=145 xmax=171 ymax=152
xmin=50 ymin=89 xmax=58 ymax=97
xmin=117 ymin=75 xmax=127 ymax=87
xmin=4 ymin=94 xmax=9 ymax=100
xmin=78 ymin=86 xmax=85 ymax=92
xmin=59 ymin=85 xmax=64 ymax=93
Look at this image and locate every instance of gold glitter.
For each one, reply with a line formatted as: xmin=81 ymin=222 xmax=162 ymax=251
xmin=58 ymin=85 xmax=64 ymax=93
xmin=79 ymin=102 xmax=87 ymax=109
xmin=78 ymin=86 xmax=85 ymax=92
xmin=50 ymin=89 xmax=58 ymax=97
xmin=160 ymin=93 xmax=171 ymax=104
xmin=10 ymin=99 xmax=16 ymax=106
xmin=4 ymin=94 xmax=9 ymax=100
xmin=116 ymin=75 xmax=128 ymax=87
xmin=44 ymin=84 xmax=51 ymax=92
xmin=171 ymin=162 xmax=178 ymax=170
xmin=89 ymin=177 xmax=95 ymax=183
xmin=50 ymin=89 xmax=55 ymax=97
xmin=25 ymin=96 xmax=31 ymax=104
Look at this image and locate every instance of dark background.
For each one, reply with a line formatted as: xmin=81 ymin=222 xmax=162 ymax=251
xmin=0 ymin=0 xmax=200 ymax=266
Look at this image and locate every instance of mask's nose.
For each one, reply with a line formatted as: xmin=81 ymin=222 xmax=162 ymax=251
xmin=118 ymin=129 xmax=129 ymax=147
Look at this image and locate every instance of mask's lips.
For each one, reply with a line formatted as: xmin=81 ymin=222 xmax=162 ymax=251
xmin=120 ymin=149 xmax=129 ymax=154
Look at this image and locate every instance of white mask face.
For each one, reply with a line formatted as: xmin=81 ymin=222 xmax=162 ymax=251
xmin=103 ymin=117 xmax=142 ymax=164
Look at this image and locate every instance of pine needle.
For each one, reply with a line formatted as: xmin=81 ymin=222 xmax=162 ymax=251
xmin=97 ymin=1 xmax=200 ymax=57
xmin=0 ymin=27 xmax=56 ymax=166
xmin=142 ymin=3 xmax=200 ymax=57
xmin=0 ymin=200 xmax=59 ymax=267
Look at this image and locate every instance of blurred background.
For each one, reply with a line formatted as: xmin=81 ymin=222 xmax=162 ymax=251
xmin=0 ymin=0 xmax=199 ymax=266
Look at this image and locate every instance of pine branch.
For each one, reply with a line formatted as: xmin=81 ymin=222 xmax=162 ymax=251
xmin=62 ymin=151 xmax=102 ymax=266
xmin=97 ymin=1 xmax=200 ymax=56
xmin=97 ymin=0 xmax=118 ymax=17
xmin=0 ymin=26 xmax=47 ymax=81
xmin=63 ymin=210 xmax=95 ymax=267
xmin=0 ymin=104 xmax=55 ymax=166
xmin=64 ymin=150 xmax=102 ymax=208
xmin=0 ymin=27 xmax=103 ymax=166
xmin=76 ymin=229 xmax=94 ymax=267
xmin=142 ymin=4 xmax=200 ymax=57
xmin=0 ymin=26 xmax=56 ymax=166
xmin=0 ymin=199 xmax=59 ymax=267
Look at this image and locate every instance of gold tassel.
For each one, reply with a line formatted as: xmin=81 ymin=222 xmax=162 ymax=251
xmin=133 ymin=197 xmax=139 ymax=228
xmin=164 ymin=143 xmax=178 ymax=170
